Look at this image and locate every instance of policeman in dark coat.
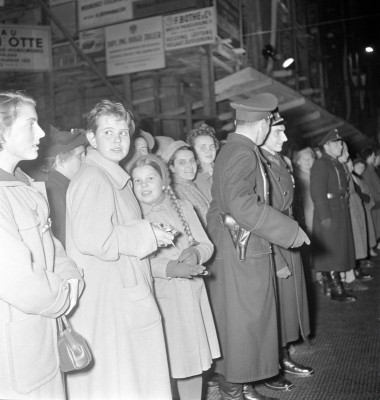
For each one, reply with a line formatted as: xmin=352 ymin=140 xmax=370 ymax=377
xmin=310 ymin=129 xmax=356 ymax=302
xmin=260 ymin=116 xmax=313 ymax=392
xmin=207 ymin=93 xmax=310 ymax=400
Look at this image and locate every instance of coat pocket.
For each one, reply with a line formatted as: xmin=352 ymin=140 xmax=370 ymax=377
xmin=5 ymin=315 xmax=59 ymax=394
xmin=122 ymin=282 xmax=162 ymax=331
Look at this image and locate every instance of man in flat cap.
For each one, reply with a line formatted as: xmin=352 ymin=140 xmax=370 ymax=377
xmin=42 ymin=126 xmax=87 ymax=247
xmin=310 ymin=129 xmax=356 ymax=302
xmin=206 ymin=93 xmax=310 ymax=400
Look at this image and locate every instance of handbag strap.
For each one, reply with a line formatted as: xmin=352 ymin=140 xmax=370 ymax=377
xmin=57 ymin=315 xmax=72 ymax=335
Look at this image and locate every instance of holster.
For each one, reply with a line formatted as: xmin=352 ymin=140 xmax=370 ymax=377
xmin=220 ymin=213 xmax=251 ymax=261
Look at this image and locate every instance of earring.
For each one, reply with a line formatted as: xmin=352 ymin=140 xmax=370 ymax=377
xmin=93 ymin=144 xmax=98 ymax=149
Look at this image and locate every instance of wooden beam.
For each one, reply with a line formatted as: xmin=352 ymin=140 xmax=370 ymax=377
xmin=279 ymin=98 xmax=306 ymax=111
xmin=292 ymin=111 xmax=321 ymax=126
xmin=200 ymin=45 xmax=216 ymax=117
xmin=303 ymin=121 xmax=344 ymax=138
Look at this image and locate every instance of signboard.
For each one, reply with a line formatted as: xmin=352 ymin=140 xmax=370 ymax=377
xmin=80 ymin=27 xmax=105 ymax=54
xmin=78 ymin=0 xmax=133 ymax=31
xmin=133 ymin=0 xmax=206 ymax=19
xmin=0 ymin=25 xmax=52 ymax=72
xmin=53 ymin=41 xmax=81 ymax=70
xmin=105 ymin=16 xmax=165 ymax=76
xmin=164 ymin=7 xmax=216 ymax=51
xmin=49 ymin=0 xmax=75 ymax=5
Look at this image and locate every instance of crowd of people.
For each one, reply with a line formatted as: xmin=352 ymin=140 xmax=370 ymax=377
xmin=0 ymin=89 xmax=377 ymax=400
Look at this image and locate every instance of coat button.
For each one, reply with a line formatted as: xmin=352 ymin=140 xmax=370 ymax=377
xmin=283 ymin=191 xmax=288 ymax=196
xmin=277 ymin=177 xmax=281 ymax=181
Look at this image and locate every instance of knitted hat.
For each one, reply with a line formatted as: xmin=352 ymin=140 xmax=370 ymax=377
xmin=44 ymin=125 xmax=87 ymax=157
xmin=154 ymin=136 xmax=175 ymax=158
xmin=138 ymin=129 xmax=155 ymax=150
xmin=161 ymin=140 xmax=190 ymax=163
xmin=130 ymin=154 xmax=171 ymax=187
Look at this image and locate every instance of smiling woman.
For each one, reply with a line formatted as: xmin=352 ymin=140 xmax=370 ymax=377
xmin=0 ymin=91 xmax=83 ymax=400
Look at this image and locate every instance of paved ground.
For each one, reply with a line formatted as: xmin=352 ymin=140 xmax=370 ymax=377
xmin=204 ymin=257 xmax=380 ymax=400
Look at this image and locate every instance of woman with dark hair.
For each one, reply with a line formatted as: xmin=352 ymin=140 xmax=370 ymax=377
xmin=0 ymin=91 xmax=83 ymax=399
xmin=162 ymin=140 xmax=210 ymax=227
xmin=66 ymin=100 xmax=173 ymax=400
xmin=186 ymin=124 xmax=219 ymax=202
xmin=131 ymin=154 xmax=220 ymax=400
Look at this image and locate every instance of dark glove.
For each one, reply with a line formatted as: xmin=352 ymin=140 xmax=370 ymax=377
xmin=166 ymin=260 xmax=205 ymax=279
xmin=177 ymin=247 xmax=201 ymax=264
xmin=321 ymin=218 xmax=332 ymax=229
xmin=291 ymin=226 xmax=310 ymax=248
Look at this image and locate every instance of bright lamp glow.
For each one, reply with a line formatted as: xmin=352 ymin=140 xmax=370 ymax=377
xmin=365 ymin=46 xmax=374 ymax=53
xmin=282 ymin=57 xmax=295 ymax=68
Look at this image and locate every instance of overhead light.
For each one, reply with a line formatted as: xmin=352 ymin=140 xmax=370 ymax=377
xmin=282 ymin=57 xmax=295 ymax=68
xmin=365 ymin=46 xmax=374 ymax=53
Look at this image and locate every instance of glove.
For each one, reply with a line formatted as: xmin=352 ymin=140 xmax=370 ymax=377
xmin=166 ymin=260 xmax=206 ymax=279
xmin=320 ymin=218 xmax=332 ymax=229
xmin=177 ymin=247 xmax=201 ymax=265
xmin=276 ymin=266 xmax=291 ymax=279
xmin=291 ymin=226 xmax=310 ymax=248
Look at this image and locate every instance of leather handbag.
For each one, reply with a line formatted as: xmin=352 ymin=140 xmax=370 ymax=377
xmin=57 ymin=315 xmax=92 ymax=372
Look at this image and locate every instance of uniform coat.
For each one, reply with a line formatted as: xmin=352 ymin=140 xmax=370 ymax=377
xmin=206 ymin=133 xmax=299 ymax=383
xmin=362 ymin=164 xmax=380 ymax=240
xmin=0 ymin=169 xmax=83 ymax=400
xmin=261 ymin=149 xmax=310 ymax=347
xmin=66 ymin=148 xmax=171 ymax=400
xmin=141 ymin=196 xmax=220 ymax=378
xmin=310 ymin=153 xmax=355 ymax=272
xmin=44 ymin=169 xmax=70 ymax=247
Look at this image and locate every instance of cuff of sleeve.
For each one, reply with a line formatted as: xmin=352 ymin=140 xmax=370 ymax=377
xmin=38 ymin=280 xmax=70 ymax=318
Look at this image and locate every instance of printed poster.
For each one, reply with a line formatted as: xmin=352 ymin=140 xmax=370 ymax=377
xmin=0 ymin=25 xmax=52 ymax=72
xmin=164 ymin=6 xmax=216 ymax=51
xmin=78 ymin=0 xmax=133 ymax=31
xmin=105 ymin=16 xmax=165 ymax=76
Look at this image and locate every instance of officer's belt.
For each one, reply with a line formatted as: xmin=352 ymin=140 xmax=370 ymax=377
xmin=327 ymin=192 xmax=348 ymax=199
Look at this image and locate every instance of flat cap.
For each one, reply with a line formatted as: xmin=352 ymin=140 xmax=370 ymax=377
xmin=318 ymin=128 xmax=342 ymax=146
xmin=44 ymin=125 xmax=87 ymax=157
xmin=230 ymin=93 xmax=280 ymax=123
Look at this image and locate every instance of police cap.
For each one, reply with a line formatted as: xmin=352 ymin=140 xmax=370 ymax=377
xmin=230 ymin=93 xmax=282 ymax=123
xmin=318 ymin=128 xmax=342 ymax=147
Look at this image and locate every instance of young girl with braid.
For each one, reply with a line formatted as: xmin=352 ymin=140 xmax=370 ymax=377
xmin=130 ymin=154 xmax=220 ymax=400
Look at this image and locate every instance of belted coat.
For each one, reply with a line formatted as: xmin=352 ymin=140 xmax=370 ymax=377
xmin=206 ymin=133 xmax=299 ymax=383
xmin=310 ymin=153 xmax=355 ymax=272
xmin=261 ymin=149 xmax=310 ymax=347
xmin=0 ymin=169 xmax=83 ymax=400
xmin=66 ymin=148 xmax=171 ymax=400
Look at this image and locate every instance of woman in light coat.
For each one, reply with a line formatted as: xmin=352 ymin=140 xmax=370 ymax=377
xmin=66 ymin=100 xmax=173 ymax=400
xmin=130 ymin=154 xmax=220 ymax=400
xmin=0 ymin=91 xmax=83 ymax=400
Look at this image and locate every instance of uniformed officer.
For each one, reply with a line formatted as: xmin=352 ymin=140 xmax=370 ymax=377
xmin=206 ymin=93 xmax=310 ymax=400
xmin=259 ymin=114 xmax=314 ymax=393
xmin=310 ymin=129 xmax=356 ymax=302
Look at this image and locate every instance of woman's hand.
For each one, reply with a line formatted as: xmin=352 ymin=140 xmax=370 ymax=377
xmin=152 ymin=224 xmax=175 ymax=248
xmin=276 ymin=266 xmax=291 ymax=279
xmin=166 ymin=260 xmax=206 ymax=278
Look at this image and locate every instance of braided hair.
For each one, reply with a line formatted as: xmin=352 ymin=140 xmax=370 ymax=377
xmin=130 ymin=154 xmax=196 ymax=245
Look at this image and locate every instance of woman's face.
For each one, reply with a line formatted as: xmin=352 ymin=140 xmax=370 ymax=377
xmin=353 ymin=162 xmax=365 ymax=176
xmin=170 ymin=149 xmax=197 ymax=181
xmin=134 ymin=137 xmax=149 ymax=156
xmin=3 ymin=103 xmax=45 ymax=164
xmin=193 ymin=135 xmax=216 ymax=164
xmin=297 ymin=153 xmax=315 ymax=171
xmin=132 ymin=165 xmax=164 ymax=205
xmin=88 ymin=114 xmax=131 ymax=163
